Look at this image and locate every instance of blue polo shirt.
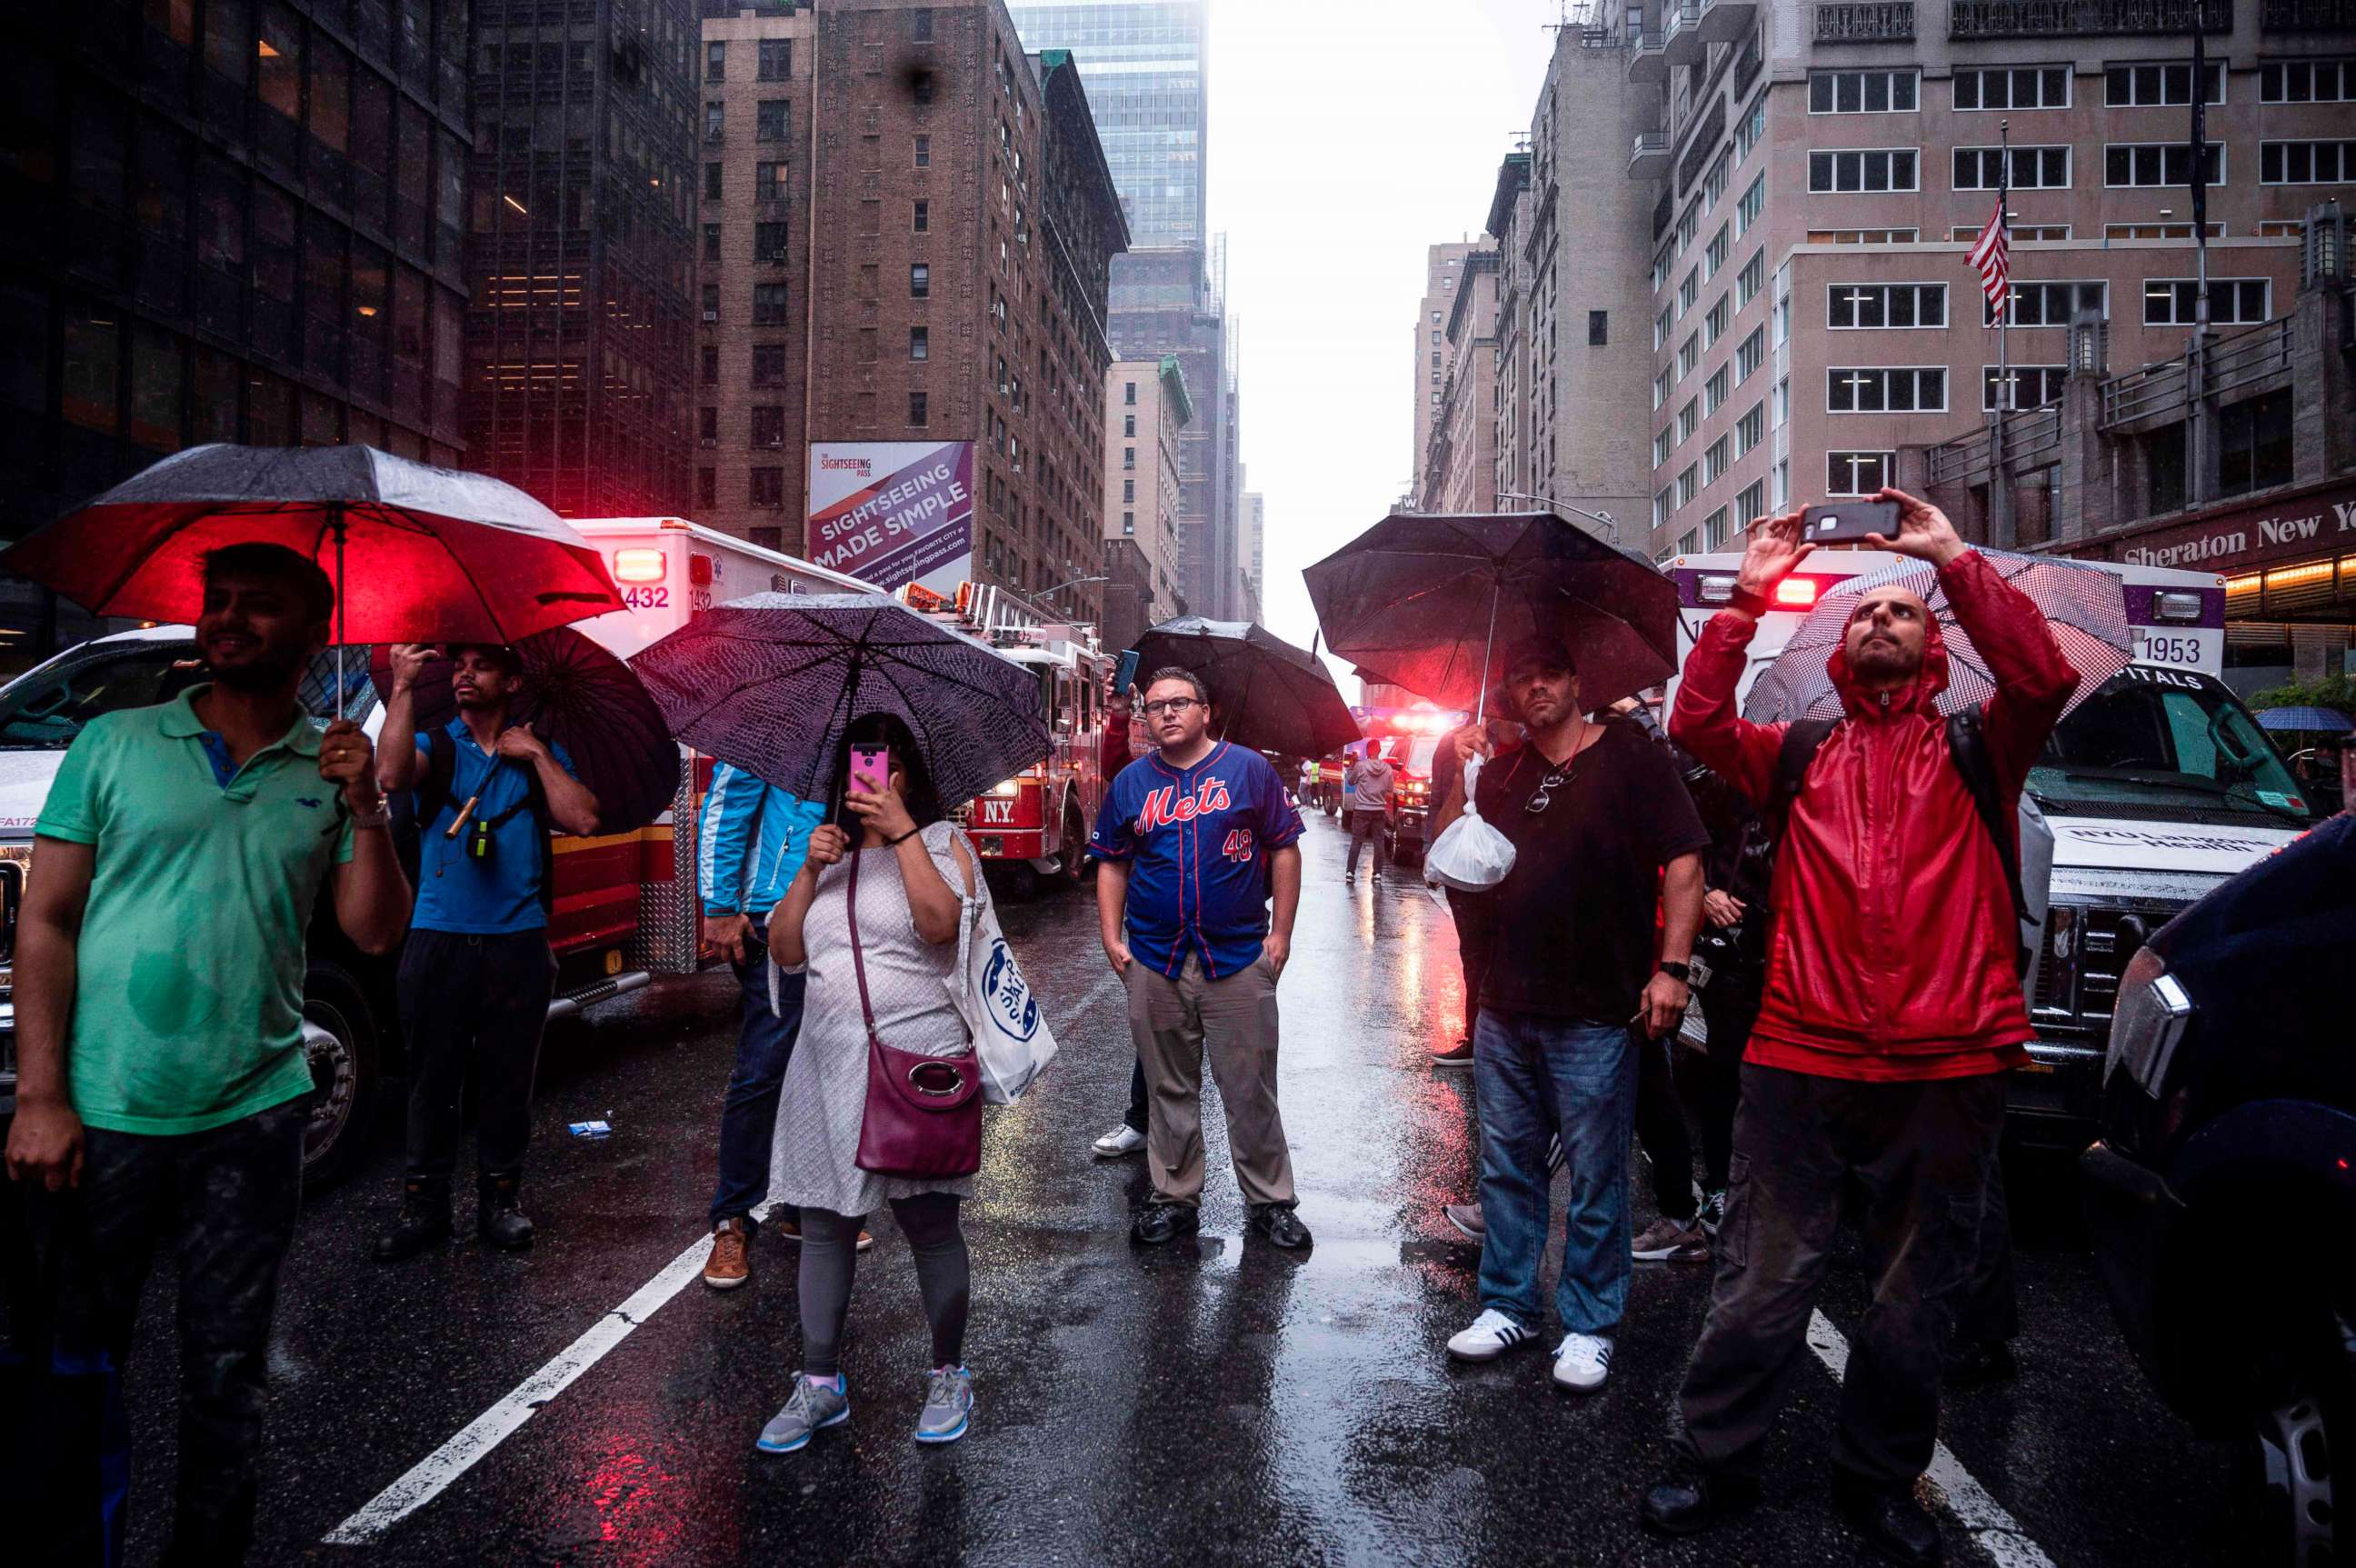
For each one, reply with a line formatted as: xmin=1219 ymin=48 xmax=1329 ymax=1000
xmin=412 ymin=721 xmax=578 ymax=934
xmin=1089 ymin=742 xmax=1303 ymax=979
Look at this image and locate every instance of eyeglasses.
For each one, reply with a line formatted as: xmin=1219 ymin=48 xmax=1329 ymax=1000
xmin=1524 ymin=767 xmax=1572 ymax=814
xmin=1142 ymin=696 xmax=1201 ymax=717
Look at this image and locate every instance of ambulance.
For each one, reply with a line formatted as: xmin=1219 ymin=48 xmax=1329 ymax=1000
xmin=0 ymin=518 xmax=882 ymax=1183
xmin=1660 ymin=549 xmax=2326 ymax=1147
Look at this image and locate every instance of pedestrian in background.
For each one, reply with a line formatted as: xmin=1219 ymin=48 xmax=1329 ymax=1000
xmin=757 ymin=715 xmax=982 ymax=1453
xmin=694 ymin=759 xmax=849 ymax=1290
xmin=1090 ymin=687 xmax=1153 ymax=1162
xmin=5 ymin=544 xmax=410 ymax=1565
xmin=374 ymin=641 xmax=600 ymax=1261
xmin=1643 ymin=492 xmax=2075 ymax=1567
xmin=1433 ymin=638 xmax=1707 ymax=1393
xmin=1093 ymin=667 xmax=1311 ymax=1251
xmin=1427 ymin=714 xmax=1520 ymax=1072
xmin=1343 ymin=741 xmax=1396 ymax=884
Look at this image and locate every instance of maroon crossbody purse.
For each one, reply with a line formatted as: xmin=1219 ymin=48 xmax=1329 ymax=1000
xmin=846 ymin=842 xmax=983 ymax=1179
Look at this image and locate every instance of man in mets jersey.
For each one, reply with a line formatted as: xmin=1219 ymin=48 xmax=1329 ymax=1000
xmin=1092 ymin=666 xmax=1310 ymax=1251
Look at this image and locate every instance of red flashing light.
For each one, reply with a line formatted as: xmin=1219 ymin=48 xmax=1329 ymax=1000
xmin=612 ymin=548 xmax=666 ymax=584
xmin=1775 ymin=577 xmax=1820 ymax=608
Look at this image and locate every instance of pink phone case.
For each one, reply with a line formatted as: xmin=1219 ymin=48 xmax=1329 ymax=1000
xmin=848 ymin=748 xmax=889 ymax=796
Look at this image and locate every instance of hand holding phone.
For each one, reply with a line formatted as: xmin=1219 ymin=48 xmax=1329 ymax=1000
xmin=1799 ymin=500 xmax=1900 ymax=545
xmin=847 ymin=745 xmax=890 ymax=798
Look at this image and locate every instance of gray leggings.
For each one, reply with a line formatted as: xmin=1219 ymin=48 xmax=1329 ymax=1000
xmin=799 ymin=1195 xmax=969 ymax=1378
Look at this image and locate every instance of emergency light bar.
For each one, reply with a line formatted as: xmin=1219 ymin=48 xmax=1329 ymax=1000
xmin=1775 ymin=577 xmax=1820 ymax=608
xmin=1692 ymin=573 xmax=1829 ymax=608
xmin=613 ymin=548 xmax=666 ymax=584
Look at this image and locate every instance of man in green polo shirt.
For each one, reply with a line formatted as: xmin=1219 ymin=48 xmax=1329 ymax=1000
xmin=5 ymin=543 xmax=410 ymax=1565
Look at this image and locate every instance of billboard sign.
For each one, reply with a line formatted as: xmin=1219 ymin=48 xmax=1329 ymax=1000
xmin=804 ymin=441 xmax=975 ymax=593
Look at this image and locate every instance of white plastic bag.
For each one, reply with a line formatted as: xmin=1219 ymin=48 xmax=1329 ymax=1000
xmin=945 ymin=830 xmax=1060 ymax=1104
xmin=1423 ymin=752 xmax=1517 ymax=892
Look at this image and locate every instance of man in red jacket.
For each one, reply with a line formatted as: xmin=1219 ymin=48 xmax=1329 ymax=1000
xmin=1640 ymin=489 xmax=2075 ymax=1567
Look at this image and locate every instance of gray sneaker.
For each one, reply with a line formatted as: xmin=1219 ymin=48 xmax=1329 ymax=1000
xmin=756 ymin=1373 xmax=850 ymax=1453
xmin=915 ymin=1364 xmax=974 ymax=1444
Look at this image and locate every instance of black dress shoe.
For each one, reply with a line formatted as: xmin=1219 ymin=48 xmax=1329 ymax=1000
xmin=1639 ymin=1471 xmax=1761 ymax=1537
xmin=1832 ymin=1473 xmax=1943 ymax=1567
xmin=477 ymin=1173 xmax=534 ymax=1252
xmin=373 ymin=1179 xmax=452 ymax=1263
xmin=1942 ymin=1336 xmax=2018 ymax=1388
xmin=1129 ymin=1202 xmax=1200 ymax=1245
xmin=1247 ymin=1203 xmax=1313 ymax=1250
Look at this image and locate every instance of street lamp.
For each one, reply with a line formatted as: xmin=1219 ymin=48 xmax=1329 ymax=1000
xmin=1495 ymin=490 xmax=1620 ymax=547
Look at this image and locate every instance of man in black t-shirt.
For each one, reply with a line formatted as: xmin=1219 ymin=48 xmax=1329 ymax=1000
xmin=1433 ymin=635 xmax=1707 ymax=1394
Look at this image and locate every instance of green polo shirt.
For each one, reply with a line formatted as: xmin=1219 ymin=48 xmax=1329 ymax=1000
xmin=35 ymin=685 xmax=355 ymax=1135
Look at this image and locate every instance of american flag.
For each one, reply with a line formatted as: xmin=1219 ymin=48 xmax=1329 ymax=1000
xmin=1966 ymin=198 xmax=2010 ymax=314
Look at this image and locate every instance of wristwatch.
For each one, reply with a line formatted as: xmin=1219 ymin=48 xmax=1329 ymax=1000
xmin=1656 ymin=961 xmax=1692 ymax=984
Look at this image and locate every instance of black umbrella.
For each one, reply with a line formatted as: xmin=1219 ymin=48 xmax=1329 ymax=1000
xmin=1130 ymin=617 xmax=1362 ymax=758
xmin=628 ymin=592 xmax=1052 ymax=810
xmin=1304 ymin=511 xmax=1680 ymax=720
xmin=367 ymin=629 xmax=678 ymax=834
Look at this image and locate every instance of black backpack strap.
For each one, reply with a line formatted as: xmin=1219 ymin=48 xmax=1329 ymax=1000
xmin=1766 ymin=716 xmax=1839 ymax=841
xmin=414 ymin=726 xmax=457 ymax=826
xmin=479 ymin=759 xmax=557 ymax=921
xmin=1945 ymin=708 xmax=2031 ymax=939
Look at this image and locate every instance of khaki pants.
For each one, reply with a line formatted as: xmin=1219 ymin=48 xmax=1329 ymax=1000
xmin=1124 ymin=951 xmax=1296 ymax=1209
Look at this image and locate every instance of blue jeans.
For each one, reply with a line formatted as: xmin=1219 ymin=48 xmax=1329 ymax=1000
xmin=1473 ymin=1011 xmax=1637 ymax=1334
xmin=708 ymin=923 xmax=808 ymax=1231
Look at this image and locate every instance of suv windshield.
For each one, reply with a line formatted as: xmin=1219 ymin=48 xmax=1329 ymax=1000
xmin=0 ymin=640 xmax=374 ymax=750
xmin=2031 ymin=667 xmax=2318 ymax=827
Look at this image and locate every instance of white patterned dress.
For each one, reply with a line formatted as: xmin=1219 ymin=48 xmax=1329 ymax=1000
xmin=765 ymin=821 xmax=977 ymax=1217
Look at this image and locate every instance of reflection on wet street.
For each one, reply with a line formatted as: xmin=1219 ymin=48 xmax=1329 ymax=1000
xmin=103 ymin=814 xmax=2247 ymax=1566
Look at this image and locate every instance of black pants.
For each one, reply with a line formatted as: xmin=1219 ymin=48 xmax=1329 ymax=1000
xmin=1123 ymin=1055 xmax=1149 ymax=1135
xmin=1682 ymin=980 xmax=1760 ymax=1193
xmin=709 ymin=925 xmax=804 ymax=1232
xmin=1632 ymin=1032 xmax=1700 ymax=1223
xmin=9 ymin=1098 xmax=306 ymax=1567
xmin=399 ymin=928 xmax=557 ymax=1182
xmin=1447 ymin=890 xmax=1495 ymax=1043
xmin=1678 ymin=1064 xmax=2006 ymax=1486
xmin=1345 ymin=810 xmax=1387 ymax=876
xmin=1955 ymin=1151 xmax=2020 ymax=1346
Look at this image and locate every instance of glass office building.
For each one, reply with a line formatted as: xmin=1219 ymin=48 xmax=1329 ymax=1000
xmin=1004 ymin=0 xmax=1204 ymax=250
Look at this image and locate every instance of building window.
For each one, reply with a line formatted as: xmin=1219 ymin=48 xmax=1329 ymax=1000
xmin=701 ymin=345 xmax=720 ymax=385
xmin=704 ymin=162 xmax=723 ymax=200
xmin=704 ymin=101 xmax=724 ymax=142
xmin=1774 ymin=375 xmax=1791 ymax=428
xmin=2262 ymin=60 xmax=2355 ymax=103
xmin=699 ymin=406 xmax=718 ymax=443
xmin=1678 ymin=335 xmax=1701 ymax=379
xmin=1827 ymin=366 xmax=1949 ymax=413
xmin=1736 ymin=249 xmax=1766 ymax=309
xmin=703 ymin=223 xmax=721 ymax=263
xmin=1677 ymin=398 xmax=1700 ymax=444
xmin=1123 ymin=479 xmax=1135 ymax=504
xmin=914 ymin=135 xmax=930 ymax=167
xmin=2101 ymin=221 xmax=2221 ymax=240
xmin=1735 ymin=327 xmax=1766 ymax=384
xmin=1735 ymin=401 xmax=1765 ymax=454
xmin=1123 ymin=380 xmax=1137 ymax=405
xmin=1953 ymin=65 xmax=2070 ymax=109
xmin=1654 ymin=426 xmax=1674 ymax=466
xmin=2261 ymin=140 xmax=2356 ymax=185
xmin=1982 ymin=365 xmax=2069 ymax=411
xmin=1736 ymin=480 xmax=1765 ymax=529
xmin=701 ymin=284 xmax=721 ymax=319
xmin=750 ymin=467 xmax=784 ymax=506
xmin=1827 ymin=451 xmax=1896 ymax=495
xmin=1992 ymin=280 xmax=2107 ymax=326
xmin=706 ymin=40 xmax=724 ymax=81
xmin=1677 ymin=464 xmax=1699 ymax=507
xmin=1703 ymin=505 xmax=1731 ymax=550
xmin=753 ymin=345 xmax=790 ymax=386
xmin=1736 ymin=175 xmax=1766 ymax=235
xmin=756 ymin=163 xmax=785 ymax=202
xmin=1123 ymin=446 xmax=1135 ymax=470
xmin=1734 ymin=94 xmax=1768 ymax=162
xmin=1653 ymin=366 xmax=1673 ymax=410
xmin=1704 ymin=436 xmax=1731 ymax=485
xmin=1807 ymin=69 xmax=1920 ymax=114
xmin=2104 ymin=142 xmax=2224 ymax=187
xmin=697 ymin=467 xmax=716 ymax=509
xmin=757 ymin=100 xmax=789 ymax=144
xmin=1654 ymin=303 xmax=1672 ymax=350
xmin=1653 ymin=487 xmax=1674 ymax=528
xmin=1679 ymin=268 xmax=1700 ymax=315
xmin=1952 ymin=222 xmax=2071 ymax=241
xmin=751 ymin=406 xmax=785 ymax=448
xmin=755 ymin=220 xmax=788 ymax=263
xmin=1705 ymin=225 xmax=1731 ymax=278
xmin=1953 ymin=145 xmax=2070 ymax=189
xmin=758 ymin=38 xmax=792 ymax=81
xmin=1828 ymin=283 xmax=1949 ymax=329
xmin=1122 ymin=414 xmax=1136 ymax=437
xmin=2142 ymin=277 xmax=2271 ymax=325
xmin=1122 ymin=510 xmax=1135 ymax=535
xmin=2104 ymin=61 xmax=2226 ymax=107
xmin=1678 ymin=529 xmax=1701 ymax=554
xmin=913 ymin=199 xmax=929 ymax=232
xmin=1804 ymin=226 xmax=1920 ymax=244
xmin=909 ymin=390 xmax=928 ymax=425
xmin=1704 ymin=364 xmax=1732 ymax=416
xmin=753 ymin=283 xmax=789 ymax=324
xmin=1588 ymin=310 xmax=1608 ymax=345
xmin=1704 ymin=295 xmax=1731 ymax=349
xmin=910 ymin=263 xmax=929 ymax=297
xmin=912 ymin=7 xmax=934 ymax=41
xmin=908 ymin=326 xmax=929 ymax=361
xmin=1809 ymin=149 xmax=1920 ymax=193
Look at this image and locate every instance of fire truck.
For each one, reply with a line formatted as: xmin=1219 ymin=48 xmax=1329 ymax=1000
xmin=1351 ymin=702 xmax=1467 ymax=862
xmin=914 ymin=582 xmax=1114 ymax=897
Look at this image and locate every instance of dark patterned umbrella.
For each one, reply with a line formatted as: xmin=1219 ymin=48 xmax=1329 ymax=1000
xmin=367 ymin=629 xmax=678 ymax=833
xmin=628 ymin=593 xmax=1051 ymax=809
xmin=1130 ymin=617 xmax=1362 ymax=758
xmin=1742 ymin=550 xmax=2130 ymax=725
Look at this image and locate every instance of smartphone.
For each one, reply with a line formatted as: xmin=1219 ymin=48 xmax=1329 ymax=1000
xmin=847 ymin=745 xmax=891 ymax=797
xmin=1800 ymin=500 xmax=1899 ymax=544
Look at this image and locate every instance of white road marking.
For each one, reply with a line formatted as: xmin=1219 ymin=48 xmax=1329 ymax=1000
xmin=321 ymin=1233 xmax=712 ymax=1546
xmin=1805 ymin=1310 xmax=2059 ymax=1568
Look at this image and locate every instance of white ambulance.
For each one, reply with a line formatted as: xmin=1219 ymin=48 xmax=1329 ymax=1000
xmin=1661 ymin=549 xmax=2325 ymax=1146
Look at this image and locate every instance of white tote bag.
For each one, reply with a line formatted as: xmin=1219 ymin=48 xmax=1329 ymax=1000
xmin=1424 ymin=752 xmax=1518 ymax=892
xmin=946 ymin=830 xmax=1060 ymax=1104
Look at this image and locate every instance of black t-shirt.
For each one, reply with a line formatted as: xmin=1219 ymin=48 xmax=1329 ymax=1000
xmin=1473 ymin=718 xmax=1711 ymax=1023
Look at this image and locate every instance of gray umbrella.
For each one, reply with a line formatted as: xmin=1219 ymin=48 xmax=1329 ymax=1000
xmin=629 ymin=593 xmax=1052 ymax=809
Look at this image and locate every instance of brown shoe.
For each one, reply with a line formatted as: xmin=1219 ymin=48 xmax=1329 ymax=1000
xmin=703 ymin=1216 xmax=752 ymax=1289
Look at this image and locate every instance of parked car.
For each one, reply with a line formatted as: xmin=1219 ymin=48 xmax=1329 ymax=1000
xmin=2080 ymin=808 xmax=2353 ymax=1567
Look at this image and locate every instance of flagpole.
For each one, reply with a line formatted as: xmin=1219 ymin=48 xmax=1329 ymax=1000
xmin=2189 ymin=10 xmax=2213 ymax=504
xmin=1991 ymin=119 xmax=2014 ymax=549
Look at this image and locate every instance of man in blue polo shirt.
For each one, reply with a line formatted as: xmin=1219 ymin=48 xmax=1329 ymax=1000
xmin=1092 ymin=666 xmax=1309 ymax=1250
xmin=373 ymin=643 xmax=599 ymax=1260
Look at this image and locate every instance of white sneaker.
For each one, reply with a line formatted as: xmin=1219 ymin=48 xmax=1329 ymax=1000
xmin=1446 ymin=1308 xmax=1536 ymax=1363
xmin=1552 ymin=1332 xmax=1613 ymax=1393
xmin=1091 ymin=1124 xmax=1146 ymax=1158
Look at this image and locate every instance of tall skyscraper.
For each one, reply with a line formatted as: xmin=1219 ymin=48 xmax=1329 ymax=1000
xmin=464 ymin=0 xmax=701 ymax=518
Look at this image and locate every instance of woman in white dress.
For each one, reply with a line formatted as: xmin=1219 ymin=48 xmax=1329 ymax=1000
xmin=756 ymin=714 xmax=982 ymax=1453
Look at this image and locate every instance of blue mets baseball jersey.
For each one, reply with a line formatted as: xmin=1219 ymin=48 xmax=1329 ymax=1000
xmin=1089 ymin=742 xmax=1305 ymax=979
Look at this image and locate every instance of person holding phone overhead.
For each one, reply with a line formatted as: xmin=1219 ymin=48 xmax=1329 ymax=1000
xmin=756 ymin=714 xmax=984 ymax=1453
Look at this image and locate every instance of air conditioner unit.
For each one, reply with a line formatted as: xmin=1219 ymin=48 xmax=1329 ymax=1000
xmin=764 ymin=438 xmax=784 ymax=449
xmin=698 ymin=436 xmax=716 ymax=448
xmin=770 ymin=249 xmax=789 ymax=264
xmin=704 ymin=129 xmax=724 ymax=143
xmin=702 ymin=310 xmax=718 ymax=322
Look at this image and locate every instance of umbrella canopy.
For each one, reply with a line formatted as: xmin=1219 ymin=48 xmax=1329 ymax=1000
xmin=1741 ymin=550 xmax=2131 ymax=725
xmin=367 ymin=630 xmax=678 ymax=834
xmin=2256 ymin=705 xmax=2353 ymax=734
xmin=629 ymin=592 xmax=1052 ymax=810
xmin=1303 ymin=511 xmax=1680 ymax=716
xmin=0 ymin=444 xmax=623 ymax=646
xmin=1130 ymin=617 xmax=1362 ymax=759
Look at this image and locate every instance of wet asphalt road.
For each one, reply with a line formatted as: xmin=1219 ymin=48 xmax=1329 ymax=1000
xmin=102 ymin=814 xmax=2250 ymax=1567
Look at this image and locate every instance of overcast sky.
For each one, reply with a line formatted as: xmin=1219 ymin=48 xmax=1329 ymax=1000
xmin=1207 ymin=0 xmax=1559 ymax=689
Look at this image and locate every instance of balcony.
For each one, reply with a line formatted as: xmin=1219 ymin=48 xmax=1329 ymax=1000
xmin=1950 ymin=0 xmax=2231 ymax=37
xmin=1663 ymin=0 xmax=1706 ymax=66
xmin=1663 ymin=0 xmax=1757 ymax=66
xmin=1630 ymin=131 xmax=1672 ymax=178
xmin=1626 ymin=25 xmax=1667 ymax=81
xmin=1813 ymin=1 xmax=1917 ymax=40
xmin=2261 ymin=0 xmax=2356 ymax=25
xmin=1699 ymin=0 xmax=1759 ymax=47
